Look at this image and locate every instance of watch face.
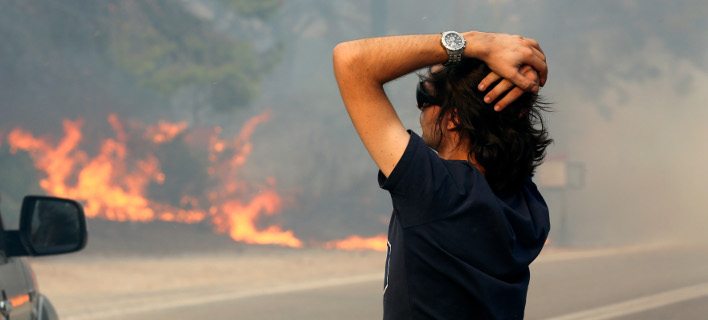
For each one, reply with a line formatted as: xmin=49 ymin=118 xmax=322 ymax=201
xmin=443 ymin=32 xmax=465 ymax=50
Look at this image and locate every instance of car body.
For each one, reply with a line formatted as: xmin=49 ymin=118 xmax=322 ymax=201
xmin=0 ymin=196 xmax=88 ymax=320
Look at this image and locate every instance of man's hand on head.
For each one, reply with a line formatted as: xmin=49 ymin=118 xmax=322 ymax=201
xmin=464 ymin=32 xmax=547 ymax=111
xmin=481 ymin=66 xmax=540 ymax=111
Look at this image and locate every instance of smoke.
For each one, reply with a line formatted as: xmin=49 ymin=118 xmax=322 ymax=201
xmin=1 ymin=0 xmax=707 ymax=248
xmin=549 ymin=38 xmax=708 ymax=245
xmin=241 ymin=0 xmax=708 ymax=246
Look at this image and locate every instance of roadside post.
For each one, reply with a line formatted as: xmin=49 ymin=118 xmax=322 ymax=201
xmin=536 ymin=154 xmax=584 ymax=246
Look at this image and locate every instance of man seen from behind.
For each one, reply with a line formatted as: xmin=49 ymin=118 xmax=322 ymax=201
xmin=333 ymin=30 xmax=552 ymax=319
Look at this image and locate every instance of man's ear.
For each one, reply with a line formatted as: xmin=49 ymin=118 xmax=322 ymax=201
xmin=446 ymin=109 xmax=459 ymax=130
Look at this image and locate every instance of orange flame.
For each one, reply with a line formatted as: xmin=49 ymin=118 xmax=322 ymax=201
xmin=324 ymin=234 xmax=388 ymax=251
xmin=5 ymin=111 xmax=301 ymax=247
xmin=8 ymin=119 xmax=84 ymax=198
xmin=9 ymin=294 xmax=30 ymax=308
xmin=219 ymin=191 xmax=301 ymax=247
xmin=144 ymin=120 xmax=188 ymax=144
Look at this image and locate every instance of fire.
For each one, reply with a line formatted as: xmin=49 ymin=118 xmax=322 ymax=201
xmin=144 ymin=120 xmax=188 ymax=144
xmin=220 ymin=191 xmax=302 ymax=248
xmin=325 ymin=234 xmax=388 ymax=252
xmin=9 ymin=294 xmax=30 ymax=308
xmin=5 ymin=112 xmax=301 ymax=247
xmin=5 ymin=111 xmax=385 ymax=250
xmin=8 ymin=119 xmax=83 ymax=198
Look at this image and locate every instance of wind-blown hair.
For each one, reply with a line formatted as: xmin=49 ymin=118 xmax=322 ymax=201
xmin=425 ymin=59 xmax=552 ymax=194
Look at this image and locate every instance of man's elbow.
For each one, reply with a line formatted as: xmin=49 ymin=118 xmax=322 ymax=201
xmin=332 ymin=42 xmax=361 ymax=75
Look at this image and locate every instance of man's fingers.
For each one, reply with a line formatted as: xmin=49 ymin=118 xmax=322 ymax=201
xmin=519 ymin=64 xmax=540 ymax=84
xmin=538 ymin=65 xmax=548 ymax=87
xmin=494 ymin=87 xmax=526 ymax=111
xmin=492 ymin=65 xmax=539 ymax=111
xmin=525 ymin=38 xmax=546 ymax=65
xmin=531 ymin=46 xmax=546 ymax=65
xmin=480 ymin=33 xmax=548 ymax=90
xmin=525 ymin=38 xmax=544 ymax=56
xmin=525 ymin=39 xmax=548 ymax=86
xmin=530 ymin=47 xmax=548 ymax=86
xmin=484 ymin=78 xmax=515 ymax=106
xmin=478 ymin=72 xmax=501 ymax=91
xmin=506 ymin=71 xmax=538 ymax=92
xmin=516 ymin=37 xmax=547 ymax=87
xmin=523 ymin=53 xmax=546 ymax=89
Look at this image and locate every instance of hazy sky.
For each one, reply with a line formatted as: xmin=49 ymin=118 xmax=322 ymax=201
xmin=245 ymin=0 xmax=708 ymax=245
xmin=1 ymin=0 xmax=707 ymax=246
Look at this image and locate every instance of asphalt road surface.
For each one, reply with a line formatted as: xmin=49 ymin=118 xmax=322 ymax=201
xmin=74 ymin=243 xmax=708 ymax=320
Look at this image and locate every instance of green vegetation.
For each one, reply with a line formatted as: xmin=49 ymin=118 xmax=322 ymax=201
xmin=0 ymin=0 xmax=283 ymax=113
xmin=0 ymin=148 xmax=43 ymax=227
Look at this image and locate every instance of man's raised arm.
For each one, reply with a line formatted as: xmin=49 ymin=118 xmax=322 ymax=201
xmin=332 ymin=31 xmax=547 ymax=177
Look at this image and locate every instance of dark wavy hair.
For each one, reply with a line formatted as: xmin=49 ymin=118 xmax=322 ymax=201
xmin=424 ymin=59 xmax=552 ymax=194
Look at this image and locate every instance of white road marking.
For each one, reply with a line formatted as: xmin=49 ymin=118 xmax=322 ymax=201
xmin=545 ymin=282 xmax=708 ymax=320
xmin=64 ymin=272 xmax=383 ymax=320
xmin=60 ymin=244 xmax=677 ymax=320
xmin=535 ymin=243 xmax=674 ymax=264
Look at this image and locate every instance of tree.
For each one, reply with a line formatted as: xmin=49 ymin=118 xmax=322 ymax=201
xmin=0 ymin=0 xmax=283 ymax=119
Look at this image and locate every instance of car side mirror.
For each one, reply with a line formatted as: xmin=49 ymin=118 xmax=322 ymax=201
xmin=17 ymin=196 xmax=88 ymax=256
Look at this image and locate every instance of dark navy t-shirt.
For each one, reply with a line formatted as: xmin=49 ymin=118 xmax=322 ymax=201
xmin=378 ymin=131 xmax=549 ymax=320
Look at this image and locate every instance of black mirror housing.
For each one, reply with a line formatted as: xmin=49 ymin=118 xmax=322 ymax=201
xmin=11 ymin=196 xmax=89 ymax=257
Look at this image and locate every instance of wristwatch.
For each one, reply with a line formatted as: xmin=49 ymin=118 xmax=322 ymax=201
xmin=441 ymin=31 xmax=466 ymax=66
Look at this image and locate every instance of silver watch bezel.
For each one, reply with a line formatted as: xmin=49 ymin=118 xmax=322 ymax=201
xmin=442 ymin=31 xmax=465 ymax=51
xmin=441 ymin=31 xmax=466 ymax=66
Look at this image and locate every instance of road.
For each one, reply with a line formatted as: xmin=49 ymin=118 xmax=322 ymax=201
xmin=64 ymin=243 xmax=708 ymax=320
xmin=527 ymin=244 xmax=708 ymax=320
